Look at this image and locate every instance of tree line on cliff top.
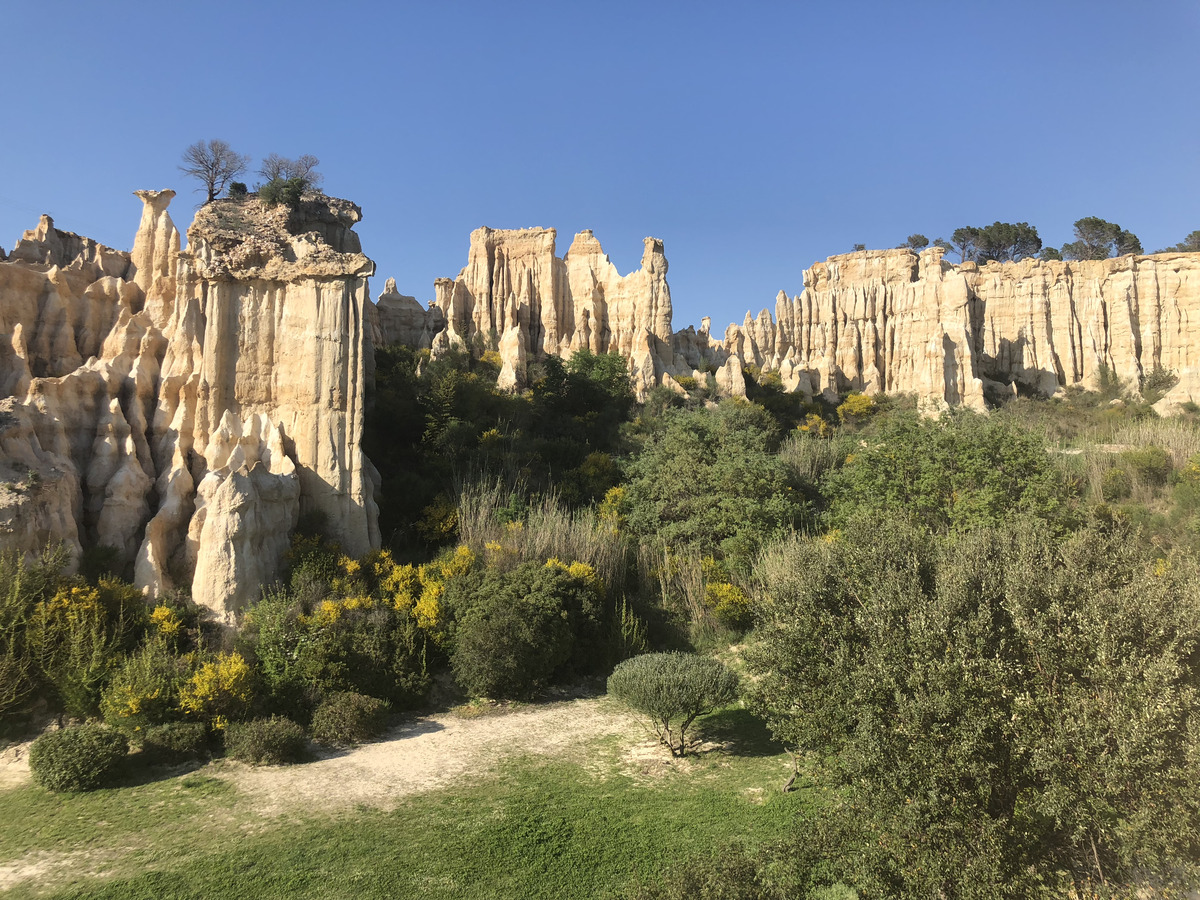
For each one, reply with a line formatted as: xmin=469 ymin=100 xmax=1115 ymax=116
xmin=878 ymin=217 xmax=1200 ymax=263
xmin=887 ymin=216 xmax=1148 ymax=263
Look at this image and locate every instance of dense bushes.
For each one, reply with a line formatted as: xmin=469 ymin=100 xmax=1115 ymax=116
xmin=141 ymin=722 xmax=210 ymax=764
xmin=29 ymin=724 xmax=128 ymax=792
xmin=622 ymin=400 xmax=801 ymax=570
xmin=246 ymin=544 xmax=433 ymax=720
xmin=225 ymin=716 xmax=308 ymax=765
xmin=258 ymin=176 xmax=306 ymax=207
xmin=448 ymin=560 xmax=604 ymax=699
xmin=747 ymin=516 xmax=1200 ymax=896
xmin=100 ymin=638 xmax=186 ymax=734
xmin=823 ymin=409 xmax=1075 ymax=531
xmin=608 ymin=653 xmax=738 ymax=756
xmin=310 ymin=692 xmax=390 ymax=746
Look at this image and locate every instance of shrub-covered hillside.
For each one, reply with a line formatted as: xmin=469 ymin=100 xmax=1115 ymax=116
xmin=4 ymin=347 xmax=1200 ymax=897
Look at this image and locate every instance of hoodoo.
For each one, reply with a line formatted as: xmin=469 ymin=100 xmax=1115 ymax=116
xmin=0 ymin=191 xmax=380 ymax=620
xmin=383 ymin=233 xmax=1200 ymax=412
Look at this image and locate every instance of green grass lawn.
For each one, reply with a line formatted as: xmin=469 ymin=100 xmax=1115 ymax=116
xmin=1 ymin=707 xmax=806 ymax=899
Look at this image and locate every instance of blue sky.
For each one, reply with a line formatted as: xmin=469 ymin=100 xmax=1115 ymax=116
xmin=2 ymin=1 xmax=1198 ymax=330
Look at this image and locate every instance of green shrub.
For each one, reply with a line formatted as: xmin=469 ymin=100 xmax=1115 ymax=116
xmin=1140 ymin=366 xmax=1178 ymax=403
xmin=1101 ymin=466 xmax=1133 ymax=501
xmin=607 ymin=653 xmax=739 ymax=756
xmin=824 ymin=409 xmax=1076 ymax=532
xmin=310 ymin=692 xmax=390 ymax=747
xmin=224 ymin=716 xmax=307 ymax=766
xmin=1120 ymin=444 xmax=1173 ymax=487
xmin=624 ymin=843 xmax=786 ymax=899
xmin=448 ymin=560 xmax=602 ymax=699
xmin=100 ymin=637 xmax=184 ymax=735
xmin=228 ymin=181 xmax=248 ymax=200
xmin=258 ymin=177 xmax=306 ymax=208
xmin=141 ymin=722 xmax=209 ymax=764
xmin=27 ymin=584 xmax=127 ymax=718
xmin=247 ymin=589 xmax=429 ymax=720
xmin=29 ymin=724 xmax=128 ymax=792
xmin=623 ymin=400 xmax=801 ymax=569
xmin=747 ymin=516 xmax=1200 ymax=896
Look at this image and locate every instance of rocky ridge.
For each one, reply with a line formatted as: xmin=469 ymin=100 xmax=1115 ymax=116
xmin=381 ymin=232 xmax=1200 ymax=411
xmin=0 ymin=192 xmax=380 ymax=619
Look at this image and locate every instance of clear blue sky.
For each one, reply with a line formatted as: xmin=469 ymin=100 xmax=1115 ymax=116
xmin=2 ymin=1 xmax=1198 ymax=331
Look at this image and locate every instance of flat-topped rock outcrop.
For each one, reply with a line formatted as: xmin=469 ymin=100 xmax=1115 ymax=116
xmin=0 ymin=192 xmax=380 ymax=619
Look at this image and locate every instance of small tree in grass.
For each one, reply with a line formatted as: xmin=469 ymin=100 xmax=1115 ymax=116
xmin=607 ymin=652 xmax=738 ymax=757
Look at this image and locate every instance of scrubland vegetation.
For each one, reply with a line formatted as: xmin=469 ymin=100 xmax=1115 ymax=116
xmin=3 ymin=350 xmax=1200 ymax=898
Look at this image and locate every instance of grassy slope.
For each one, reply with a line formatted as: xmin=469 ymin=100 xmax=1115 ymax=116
xmin=2 ymin=709 xmax=803 ymax=900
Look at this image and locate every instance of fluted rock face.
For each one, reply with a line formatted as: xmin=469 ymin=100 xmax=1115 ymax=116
xmin=380 ymin=227 xmax=678 ymax=397
xmin=1 ymin=192 xmax=380 ymax=620
xmin=726 ymin=248 xmax=986 ymax=409
xmin=382 ymin=233 xmax=1200 ymax=411
xmin=727 ymin=247 xmax=1200 ymax=411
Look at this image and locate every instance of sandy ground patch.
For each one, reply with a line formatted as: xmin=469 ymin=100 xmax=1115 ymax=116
xmin=0 ymin=698 xmax=641 ymax=890
xmin=223 ymin=697 xmax=639 ymax=816
xmin=0 ymin=738 xmax=32 ymax=791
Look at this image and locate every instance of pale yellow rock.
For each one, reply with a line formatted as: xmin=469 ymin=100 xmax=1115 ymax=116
xmin=375 ymin=277 xmax=433 ymax=349
xmin=188 ymin=412 xmax=300 ymax=621
xmin=129 ymin=190 xmax=179 ymax=294
xmin=406 ymin=227 xmax=676 ymax=395
xmin=1 ymin=191 xmax=381 ymax=619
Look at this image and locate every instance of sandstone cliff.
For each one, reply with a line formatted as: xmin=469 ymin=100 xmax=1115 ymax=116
xmin=1 ymin=192 xmax=380 ymax=619
xmin=378 ymin=227 xmax=681 ymax=397
xmin=381 ymin=233 xmax=1200 ymax=411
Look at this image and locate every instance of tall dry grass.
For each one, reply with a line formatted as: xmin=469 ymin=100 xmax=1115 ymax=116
xmin=778 ymin=430 xmax=858 ymax=484
xmin=456 ymin=482 xmax=633 ymax=593
xmin=1103 ymin=418 xmax=1200 ymax=467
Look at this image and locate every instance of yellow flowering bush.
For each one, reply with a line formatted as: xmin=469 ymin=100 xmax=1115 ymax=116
xmin=149 ymin=605 xmax=182 ymax=640
xmin=837 ymin=392 xmax=877 ymax=423
xmin=544 ymin=558 xmax=604 ymax=601
xmin=28 ymin=583 xmax=125 ymax=717
xmin=178 ymin=652 xmax=253 ymax=728
xmin=417 ymin=495 xmax=459 ymax=543
xmin=797 ymin=413 xmax=832 ymax=438
xmin=598 ymin=486 xmax=627 ymax=531
xmin=100 ymin=638 xmax=183 ymax=735
xmin=704 ymin=582 xmax=753 ymax=631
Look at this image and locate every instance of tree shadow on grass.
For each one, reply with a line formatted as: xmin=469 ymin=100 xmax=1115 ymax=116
xmin=693 ymin=707 xmax=785 ymax=758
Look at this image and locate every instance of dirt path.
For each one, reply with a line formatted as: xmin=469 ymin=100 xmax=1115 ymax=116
xmin=224 ymin=697 xmax=639 ymax=815
xmin=0 ymin=698 xmax=642 ymax=891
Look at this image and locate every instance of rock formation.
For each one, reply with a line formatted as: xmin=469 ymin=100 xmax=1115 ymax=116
xmin=1 ymin=192 xmax=380 ymax=620
xmin=381 ymin=233 xmax=1200 ymax=411
xmin=378 ymin=227 xmax=680 ymax=397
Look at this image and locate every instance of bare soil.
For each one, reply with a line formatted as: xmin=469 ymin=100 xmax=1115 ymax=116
xmin=223 ymin=697 xmax=638 ymax=816
xmin=0 ymin=698 xmax=641 ymax=891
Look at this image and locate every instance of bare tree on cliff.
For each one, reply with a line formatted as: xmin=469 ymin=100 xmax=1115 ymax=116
xmin=179 ymin=139 xmax=251 ymax=203
xmin=257 ymin=153 xmax=323 ymax=188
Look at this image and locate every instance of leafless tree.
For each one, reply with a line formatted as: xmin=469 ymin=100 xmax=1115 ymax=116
xmin=178 ymin=139 xmax=251 ymax=203
xmin=257 ymin=153 xmax=323 ymax=187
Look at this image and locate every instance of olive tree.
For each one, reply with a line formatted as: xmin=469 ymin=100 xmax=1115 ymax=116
xmin=178 ymin=139 xmax=250 ymax=203
xmin=746 ymin=517 xmax=1200 ymax=897
xmin=608 ymin=652 xmax=738 ymax=756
